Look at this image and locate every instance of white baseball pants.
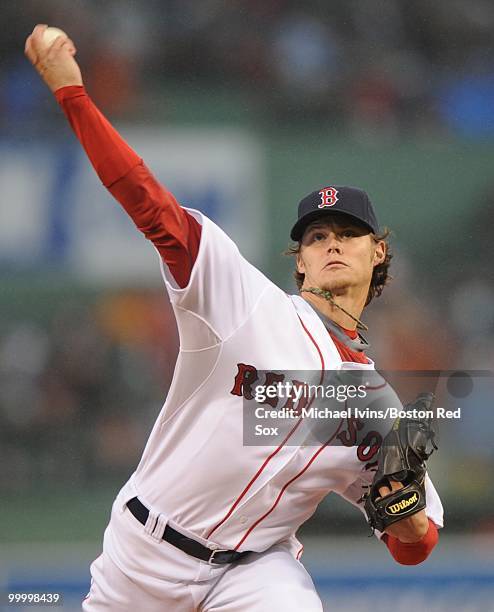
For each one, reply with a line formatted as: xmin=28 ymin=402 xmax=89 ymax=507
xmin=83 ymin=531 xmax=322 ymax=611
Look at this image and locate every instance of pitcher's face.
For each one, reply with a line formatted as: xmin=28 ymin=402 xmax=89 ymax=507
xmin=297 ymin=216 xmax=385 ymax=295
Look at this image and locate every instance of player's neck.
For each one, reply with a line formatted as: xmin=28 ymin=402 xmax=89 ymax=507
xmin=301 ymin=287 xmax=366 ymax=331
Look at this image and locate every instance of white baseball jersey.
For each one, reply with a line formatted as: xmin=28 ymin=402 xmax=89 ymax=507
xmin=104 ymin=210 xmax=443 ymax=579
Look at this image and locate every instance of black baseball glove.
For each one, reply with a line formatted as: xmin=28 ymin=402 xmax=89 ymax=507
xmin=364 ymin=393 xmax=438 ymax=533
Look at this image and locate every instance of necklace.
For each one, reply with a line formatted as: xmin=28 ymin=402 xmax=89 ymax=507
xmin=300 ymin=287 xmax=369 ymax=332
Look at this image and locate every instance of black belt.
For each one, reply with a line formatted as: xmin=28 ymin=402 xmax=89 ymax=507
xmin=126 ymin=497 xmax=250 ymax=565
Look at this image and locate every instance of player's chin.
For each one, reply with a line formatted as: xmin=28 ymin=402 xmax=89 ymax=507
xmin=321 ymin=273 xmax=352 ymax=292
xmin=320 ymin=280 xmax=349 ymax=294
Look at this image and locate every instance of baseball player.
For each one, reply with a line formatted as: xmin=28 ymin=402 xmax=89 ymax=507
xmin=25 ymin=25 xmax=443 ymax=611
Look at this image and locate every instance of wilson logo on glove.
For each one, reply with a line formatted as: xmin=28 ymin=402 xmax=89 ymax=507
xmin=385 ymin=492 xmax=420 ymax=516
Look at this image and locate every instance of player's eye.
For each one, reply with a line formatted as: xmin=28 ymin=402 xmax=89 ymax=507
xmin=342 ymin=229 xmax=356 ymax=238
xmin=312 ymin=232 xmax=326 ymax=241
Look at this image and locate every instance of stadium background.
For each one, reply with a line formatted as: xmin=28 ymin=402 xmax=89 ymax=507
xmin=1 ymin=1 xmax=494 ymax=610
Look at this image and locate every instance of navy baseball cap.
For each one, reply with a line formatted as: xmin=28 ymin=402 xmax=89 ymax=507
xmin=290 ymin=186 xmax=379 ymax=241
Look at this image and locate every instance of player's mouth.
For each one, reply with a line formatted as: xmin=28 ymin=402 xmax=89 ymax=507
xmin=324 ymin=260 xmax=348 ymax=269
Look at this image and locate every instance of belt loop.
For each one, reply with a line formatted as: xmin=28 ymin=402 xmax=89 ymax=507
xmin=152 ymin=513 xmax=167 ymax=541
xmin=144 ymin=510 xmax=160 ymax=539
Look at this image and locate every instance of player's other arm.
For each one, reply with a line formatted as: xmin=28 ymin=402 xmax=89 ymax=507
xmin=24 ymin=25 xmax=200 ymax=288
xmin=339 ymin=476 xmax=439 ymax=566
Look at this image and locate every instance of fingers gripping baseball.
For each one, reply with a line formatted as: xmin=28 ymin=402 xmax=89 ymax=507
xmin=25 ymin=24 xmax=82 ymax=93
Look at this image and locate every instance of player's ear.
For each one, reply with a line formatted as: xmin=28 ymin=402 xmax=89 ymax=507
xmin=296 ymin=251 xmax=305 ymax=274
xmin=372 ymin=240 xmax=386 ymax=267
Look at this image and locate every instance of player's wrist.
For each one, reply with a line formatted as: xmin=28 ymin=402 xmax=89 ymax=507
xmin=54 ymin=83 xmax=85 ymax=99
xmin=44 ymin=74 xmax=83 ymax=93
xmin=386 ymin=511 xmax=430 ymax=543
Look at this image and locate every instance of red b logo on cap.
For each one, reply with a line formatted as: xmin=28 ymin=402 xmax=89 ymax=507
xmin=318 ymin=187 xmax=339 ymax=208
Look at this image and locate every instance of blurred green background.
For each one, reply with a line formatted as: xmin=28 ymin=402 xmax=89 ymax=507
xmin=1 ymin=1 xmax=494 ymax=610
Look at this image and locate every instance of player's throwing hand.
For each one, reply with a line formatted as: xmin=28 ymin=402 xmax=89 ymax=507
xmin=24 ymin=24 xmax=82 ymax=93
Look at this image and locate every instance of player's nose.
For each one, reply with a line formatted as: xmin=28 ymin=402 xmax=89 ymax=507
xmin=326 ymin=232 xmax=342 ymax=252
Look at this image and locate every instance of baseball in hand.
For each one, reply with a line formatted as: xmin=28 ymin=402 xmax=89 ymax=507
xmin=42 ymin=26 xmax=68 ymax=46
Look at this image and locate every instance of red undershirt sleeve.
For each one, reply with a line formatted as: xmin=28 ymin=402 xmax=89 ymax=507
xmin=54 ymin=85 xmax=201 ymax=288
xmin=382 ymin=518 xmax=439 ymax=565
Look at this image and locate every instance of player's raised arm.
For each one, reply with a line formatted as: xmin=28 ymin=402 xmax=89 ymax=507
xmin=24 ymin=24 xmax=201 ymax=288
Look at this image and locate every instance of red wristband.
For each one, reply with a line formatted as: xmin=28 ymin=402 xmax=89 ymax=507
xmin=383 ymin=519 xmax=439 ymax=565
